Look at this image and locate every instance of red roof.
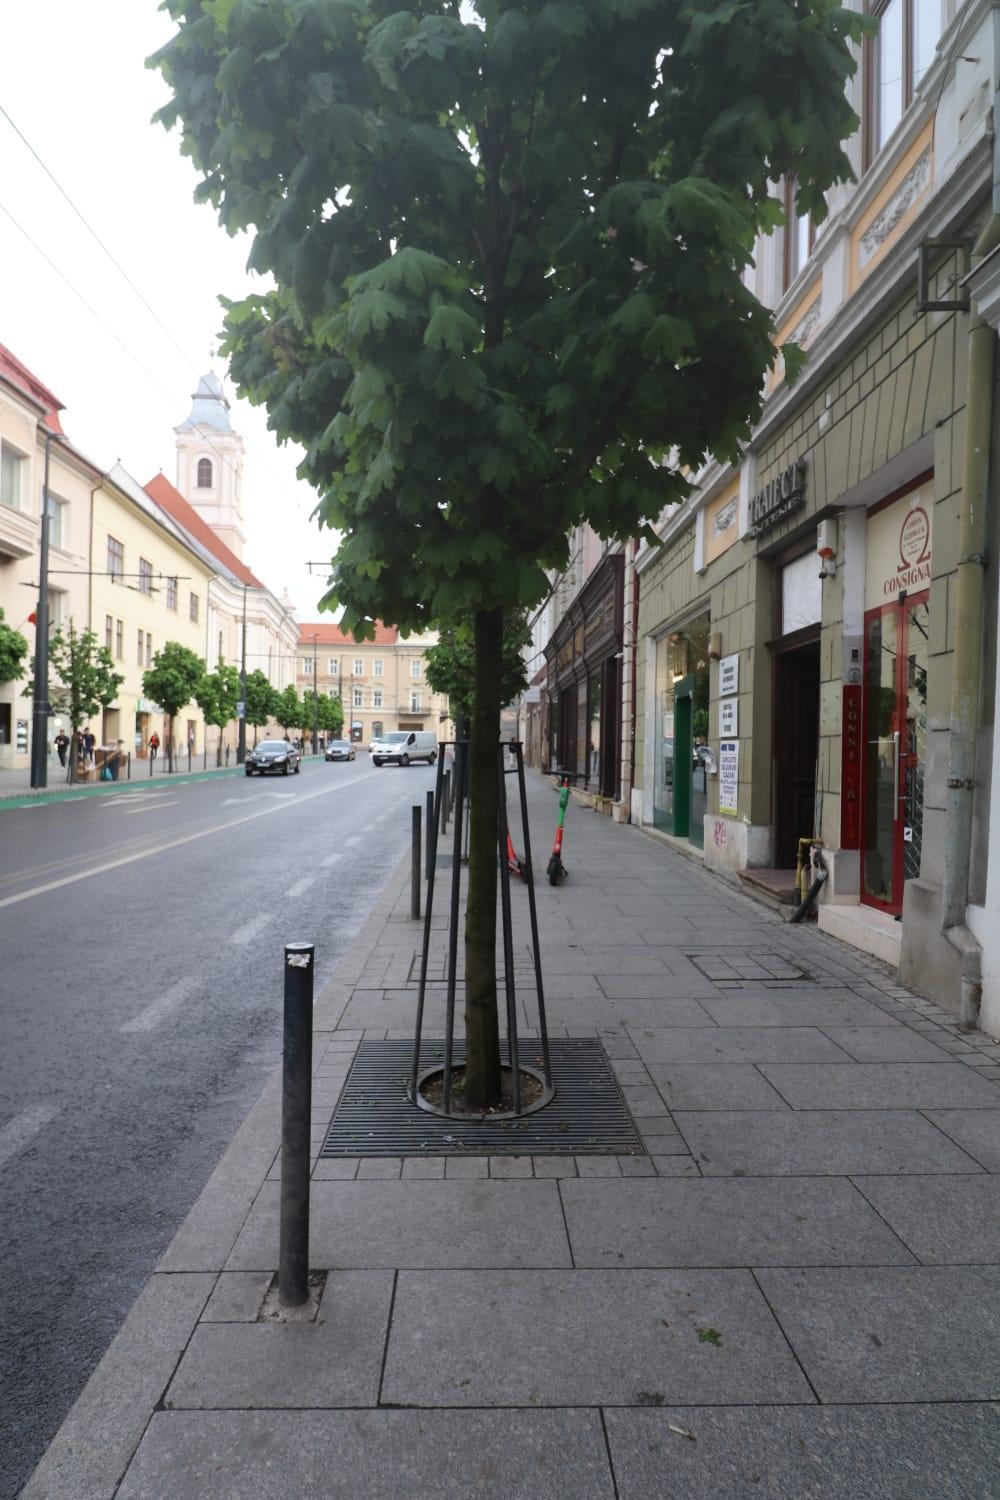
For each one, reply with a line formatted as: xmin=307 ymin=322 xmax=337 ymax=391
xmin=298 ymin=620 xmax=399 ymax=647
xmin=0 ymin=343 xmax=65 ymax=434
xmin=144 ymin=472 xmax=264 ymax=588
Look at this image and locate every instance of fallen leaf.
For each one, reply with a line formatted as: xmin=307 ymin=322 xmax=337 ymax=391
xmin=696 ymin=1327 xmax=722 ymax=1346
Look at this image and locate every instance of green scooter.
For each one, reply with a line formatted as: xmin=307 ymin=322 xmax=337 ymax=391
xmin=546 ymin=771 xmax=572 ymax=885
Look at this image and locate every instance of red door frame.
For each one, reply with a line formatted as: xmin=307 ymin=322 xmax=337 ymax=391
xmin=860 ymin=589 xmax=929 ymax=915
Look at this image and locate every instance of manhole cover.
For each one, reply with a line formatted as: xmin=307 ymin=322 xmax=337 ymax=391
xmin=320 ymin=1038 xmax=645 ymax=1157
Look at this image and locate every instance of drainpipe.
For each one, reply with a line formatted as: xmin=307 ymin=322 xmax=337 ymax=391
xmin=942 ymin=177 xmax=1000 ymax=1026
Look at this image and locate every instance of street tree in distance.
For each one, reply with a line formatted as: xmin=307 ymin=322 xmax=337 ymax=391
xmin=425 ymin=612 xmax=531 ymax=728
xmin=156 ymin=0 xmax=865 ymax=1107
xmin=244 ymin=668 xmax=278 ymax=747
xmin=0 ymin=608 xmax=29 ymax=689
xmin=195 ymin=661 xmax=241 ymax=765
xmin=24 ymin=623 xmax=123 ymax=782
xmin=320 ymin=693 xmax=345 ymax=739
xmin=275 ymin=683 xmax=301 ymax=737
xmin=143 ymin=642 xmax=205 ymax=774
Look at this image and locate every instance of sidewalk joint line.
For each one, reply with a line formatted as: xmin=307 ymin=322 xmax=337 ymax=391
xmin=748 ymin=1267 xmax=822 ymax=1407
xmin=376 ymin=1270 xmax=399 ymax=1407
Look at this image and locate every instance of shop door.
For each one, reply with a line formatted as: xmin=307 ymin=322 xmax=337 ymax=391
xmin=861 ymin=592 xmax=929 ymax=914
xmin=772 ymin=641 xmax=820 ymax=868
xmin=671 ymin=675 xmax=694 ymax=841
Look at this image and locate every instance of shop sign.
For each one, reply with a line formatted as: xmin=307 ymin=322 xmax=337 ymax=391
xmin=865 ymin=488 xmax=933 ymax=608
xmin=748 ymin=460 xmax=806 ymax=537
xmin=719 ymin=697 xmax=738 ymax=737
xmin=719 ymin=653 xmax=739 ymax=696
xmin=840 ymin=683 xmax=862 ymax=849
xmin=719 ymin=740 xmax=739 ymax=814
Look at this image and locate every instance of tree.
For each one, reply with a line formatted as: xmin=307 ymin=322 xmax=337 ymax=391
xmin=426 ymin=612 xmax=531 ymax=726
xmin=155 ymin=0 xmax=863 ymax=1105
xmin=0 ymin=608 xmax=29 ymax=687
xmin=195 ymin=661 xmax=241 ymax=765
xmin=319 ymin=693 xmax=345 ymax=738
xmin=275 ymin=683 xmax=301 ymax=736
xmin=244 ymin=668 xmax=278 ymax=746
xmin=143 ymin=642 xmax=205 ymax=774
xmin=25 ymin=623 xmax=123 ymax=781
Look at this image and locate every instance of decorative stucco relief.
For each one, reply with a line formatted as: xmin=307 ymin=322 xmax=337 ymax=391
xmin=857 ymin=147 xmax=932 ymax=270
xmin=790 ymin=297 xmax=822 ymax=347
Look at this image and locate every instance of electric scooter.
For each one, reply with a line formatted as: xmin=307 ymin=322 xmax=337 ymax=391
xmin=547 ymin=771 xmax=572 ymax=885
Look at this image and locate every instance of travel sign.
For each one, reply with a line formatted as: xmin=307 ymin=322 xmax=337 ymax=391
xmin=748 ymin=460 xmax=806 ymax=537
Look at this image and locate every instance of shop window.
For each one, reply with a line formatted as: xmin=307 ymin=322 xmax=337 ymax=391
xmin=587 ymin=670 xmax=602 ymax=787
xmin=864 ymin=0 xmax=942 ymax=167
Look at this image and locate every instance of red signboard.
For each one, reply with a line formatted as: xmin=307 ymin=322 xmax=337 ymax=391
xmin=841 ymin=684 xmax=862 ymax=849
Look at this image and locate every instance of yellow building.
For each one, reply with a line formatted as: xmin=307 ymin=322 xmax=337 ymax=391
xmin=296 ymin=622 xmax=452 ymax=747
xmin=93 ymin=465 xmax=214 ymax=759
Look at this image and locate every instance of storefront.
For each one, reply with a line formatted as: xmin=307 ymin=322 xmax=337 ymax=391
xmin=545 ymin=553 xmax=624 ymax=798
xmin=651 ymin=611 xmax=711 ymax=848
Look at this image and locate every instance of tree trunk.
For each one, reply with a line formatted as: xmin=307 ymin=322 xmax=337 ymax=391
xmin=167 ymin=714 xmax=174 ymax=774
xmin=463 ymin=606 xmax=504 ymax=1109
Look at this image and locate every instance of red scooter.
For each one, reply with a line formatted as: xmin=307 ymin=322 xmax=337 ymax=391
xmin=547 ymin=772 xmax=572 ymax=885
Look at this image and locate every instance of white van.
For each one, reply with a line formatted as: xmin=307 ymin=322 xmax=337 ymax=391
xmin=371 ymin=730 xmax=438 ymax=767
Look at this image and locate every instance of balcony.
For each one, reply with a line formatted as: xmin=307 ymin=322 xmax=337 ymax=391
xmin=0 ymin=501 xmax=37 ymax=560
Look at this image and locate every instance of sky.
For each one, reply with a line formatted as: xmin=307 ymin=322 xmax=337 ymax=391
xmin=0 ymin=1 xmax=334 ymax=620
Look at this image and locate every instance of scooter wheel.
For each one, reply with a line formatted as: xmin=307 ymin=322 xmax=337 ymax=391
xmin=547 ymin=857 xmax=563 ymax=886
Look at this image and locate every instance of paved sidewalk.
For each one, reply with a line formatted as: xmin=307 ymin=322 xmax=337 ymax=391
xmin=22 ymin=772 xmax=1000 ymax=1498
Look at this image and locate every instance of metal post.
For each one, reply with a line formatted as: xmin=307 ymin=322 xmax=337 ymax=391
xmin=127 ymin=753 xmax=131 ymax=781
xmin=442 ymin=769 xmax=451 ymax=832
xmin=496 ymin=746 xmax=521 ymax=1112
xmin=515 ymin=740 xmax=552 ymax=1087
xmin=237 ymin=583 xmax=248 ymax=766
xmin=411 ymin=804 xmax=422 ymax=920
xmin=425 ymin=789 xmax=434 ymax=876
xmin=149 ymin=751 xmax=153 ymax=778
xmin=442 ymin=740 xmax=466 ymax=1112
xmin=279 ymin=941 xmax=314 ymax=1307
xmin=411 ymin=750 xmax=446 ymax=1100
xmin=30 ymin=432 xmax=53 ymax=790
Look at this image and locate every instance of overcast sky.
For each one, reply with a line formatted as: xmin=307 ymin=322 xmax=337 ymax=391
xmin=0 ymin=2 xmax=334 ymax=620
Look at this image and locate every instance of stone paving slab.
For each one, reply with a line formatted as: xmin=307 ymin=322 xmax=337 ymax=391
xmin=116 ymin=1409 xmax=616 ymax=1500
xmin=166 ymin=1272 xmax=393 ymax=1409
xmin=676 ymin=1110 xmax=987 ymax=1176
xmin=924 ymin=1110 xmax=1000 ymax=1171
xmin=697 ymin=991 xmax=900 ymax=1027
xmin=200 ymin=1272 xmax=271 ymax=1322
xmin=759 ymin=1063 xmax=1000 ymax=1109
xmin=820 ymin=1025 xmax=956 ymax=1061
xmin=853 ymin=1175 xmax=1000 ymax=1262
xmin=643 ymin=1062 xmax=792 ymax=1111
xmin=225 ymin=1180 xmax=573 ymax=1270
xmin=540 ymin=995 xmax=717 ymax=1028
xmin=560 ymin=1177 xmax=914 ymax=1267
xmin=756 ymin=1266 xmax=1000 ymax=1401
xmin=594 ymin=973 xmax=719 ymax=999
xmin=604 ymin=1403 xmax=1000 ymax=1500
xmin=381 ymin=1269 xmax=812 ymax=1406
xmin=628 ymin=1025 xmax=853 ymax=1064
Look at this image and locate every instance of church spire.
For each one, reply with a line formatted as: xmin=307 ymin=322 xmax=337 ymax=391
xmin=174 ymin=370 xmax=246 ymax=560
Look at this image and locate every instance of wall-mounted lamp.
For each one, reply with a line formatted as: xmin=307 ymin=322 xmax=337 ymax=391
xmin=817 ymin=519 xmax=837 ymax=579
xmin=708 ymin=631 xmax=723 ymax=660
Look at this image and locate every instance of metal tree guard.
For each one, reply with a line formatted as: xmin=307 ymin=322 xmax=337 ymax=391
xmin=410 ymin=739 xmax=553 ymax=1118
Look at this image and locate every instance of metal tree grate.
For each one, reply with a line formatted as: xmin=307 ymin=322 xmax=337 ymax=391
xmin=320 ymin=1038 xmax=645 ymax=1157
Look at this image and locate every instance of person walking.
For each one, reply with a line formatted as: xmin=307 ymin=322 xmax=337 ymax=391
xmin=149 ymin=730 xmax=160 ymax=763
xmin=82 ymin=726 xmax=96 ymax=767
xmin=55 ymin=731 xmax=69 ymax=768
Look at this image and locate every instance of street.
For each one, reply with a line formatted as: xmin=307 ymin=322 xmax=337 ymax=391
xmin=0 ymin=758 xmax=435 ymax=1499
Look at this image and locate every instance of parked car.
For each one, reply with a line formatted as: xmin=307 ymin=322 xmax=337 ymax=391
xmin=371 ymin=730 xmax=438 ymax=767
xmin=324 ymin=739 xmax=355 ymax=762
xmin=245 ymin=739 xmax=301 ymax=776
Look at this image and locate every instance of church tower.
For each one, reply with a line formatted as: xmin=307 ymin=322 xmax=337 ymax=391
xmin=174 ymin=372 xmax=246 ymax=560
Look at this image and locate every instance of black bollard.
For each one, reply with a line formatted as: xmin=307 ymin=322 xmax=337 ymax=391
xmin=442 ymin=769 xmax=451 ymax=832
xmin=279 ymin=941 xmax=314 ymax=1307
xmin=425 ymin=789 xmax=434 ymax=877
xmin=411 ymin=805 xmax=422 ymax=920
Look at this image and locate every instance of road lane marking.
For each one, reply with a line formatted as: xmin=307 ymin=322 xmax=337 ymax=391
xmin=19 ymin=802 xmax=49 ymax=810
xmin=0 ymin=770 xmax=378 ymax=910
xmin=287 ymin=876 xmax=315 ymax=900
xmin=102 ymin=791 xmax=171 ymax=807
xmin=343 ymin=834 xmax=361 ymax=847
xmin=321 ymin=852 xmax=343 ymax=868
xmin=0 ymin=1104 xmax=58 ymax=1169
xmin=228 ymin=913 xmax=274 ymax=947
xmin=222 ymin=791 xmax=296 ymax=805
xmin=122 ymin=799 xmax=180 ymax=815
xmin=120 ymin=976 xmax=199 ymax=1034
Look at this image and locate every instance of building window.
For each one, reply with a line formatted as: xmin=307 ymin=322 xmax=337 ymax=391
xmin=218 ymin=630 xmax=224 ymax=664
xmin=353 ymin=658 xmax=363 ymax=676
xmin=189 ymin=592 xmax=199 ymax=623
xmin=197 ymin=457 xmax=213 ymax=488
xmin=302 ymin=658 xmax=314 ymax=675
xmin=353 ymin=687 xmax=363 ymax=708
xmin=372 ymin=658 xmax=383 ymax=677
xmin=107 ymin=535 xmax=124 ymax=582
xmin=45 ymin=494 xmax=65 ymax=549
xmin=137 ymin=628 xmax=144 ymax=667
xmin=372 ymin=720 xmax=383 ymax=739
xmin=328 ymin=688 xmax=340 ymax=700
xmin=864 ymin=0 xmax=942 ymax=166
xmin=105 ymin=614 xmax=114 ymax=652
xmin=146 ymin=633 xmax=152 ymax=668
xmin=166 ymin=576 xmax=177 ymax=611
xmin=0 ymin=441 xmax=25 ymax=508
xmin=328 ymin=658 xmax=339 ymax=677
xmin=783 ymin=177 xmax=815 ymax=290
xmin=410 ymin=658 xmax=421 ymax=679
xmin=138 ymin=557 xmax=153 ymax=596
xmin=372 ymin=688 xmax=383 ymax=709
xmin=410 ymin=691 xmax=421 ymax=712
xmin=115 ymin=619 xmax=124 ymax=660
xmin=47 ymin=590 xmax=63 ymax=627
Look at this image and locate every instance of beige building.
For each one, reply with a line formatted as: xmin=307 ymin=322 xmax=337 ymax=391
xmin=297 ymin=622 xmax=451 ymax=745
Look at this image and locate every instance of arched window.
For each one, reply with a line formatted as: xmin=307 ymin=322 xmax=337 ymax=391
xmin=197 ymin=457 xmax=213 ymax=488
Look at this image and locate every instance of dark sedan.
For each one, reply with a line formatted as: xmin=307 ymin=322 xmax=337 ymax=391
xmin=245 ymin=740 xmax=301 ymax=776
xmin=325 ymin=739 xmax=356 ymax=762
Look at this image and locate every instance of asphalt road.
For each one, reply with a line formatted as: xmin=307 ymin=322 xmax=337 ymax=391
xmin=0 ymin=755 xmax=436 ymax=1498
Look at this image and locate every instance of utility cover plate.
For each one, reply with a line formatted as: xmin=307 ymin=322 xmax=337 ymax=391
xmin=320 ymin=1038 xmax=645 ymax=1157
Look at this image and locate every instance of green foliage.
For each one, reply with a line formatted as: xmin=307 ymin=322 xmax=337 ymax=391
xmin=25 ymin=623 xmax=124 ymax=732
xmin=275 ymin=683 xmax=302 ymax=733
xmin=195 ymin=661 xmax=241 ymax=729
xmin=153 ymin=0 xmax=864 ymax=640
xmin=143 ymin=642 xmax=206 ymax=770
xmin=425 ymin=613 xmax=531 ymax=723
xmin=318 ymin=693 xmax=345 ymax=736
xmin=244 ymin=668 xmax=279 ymax=728
xmin=697 ymin=1327 xmax=723 ymax=1346
xmin=0 ymin=607 xmax=29 ymax=687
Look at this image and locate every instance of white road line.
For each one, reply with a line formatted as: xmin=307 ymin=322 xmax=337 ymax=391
xmin=343 ymin=834 xmax=361 ymax=847
xmin=122 ymin=799 xmax=180 ymax=815
xmin=0 ymin=1104 xmax=58 ymax=1169
xmin=19 ymin=802 xmax=50 ymax=810
xmin=228 ymin=912 xmax=275 ymax=947
xmin=120 ymin=976 xmax=199 ymax=1034
xmin=101 ymin=792 xmax=170 ymax=807
xmin=288 ymin=877 xmax=315 ymax=900
xmin=321 ymin=852 xmax=343 ymax=868
xmin=0 ymin=770 xmax=377 ymax=911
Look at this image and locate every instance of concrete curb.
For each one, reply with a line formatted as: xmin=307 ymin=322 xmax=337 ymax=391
xmin=20 ymin=852 xmax=413 ymax=1500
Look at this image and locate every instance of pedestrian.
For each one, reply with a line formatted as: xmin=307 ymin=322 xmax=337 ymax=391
xmin=149 ymin=730 xmax=160 ymax=763
xmin=82 ymin=725 xmax=96 ymax=766
xmin=55 ymin=730 xmax=69 ymax=768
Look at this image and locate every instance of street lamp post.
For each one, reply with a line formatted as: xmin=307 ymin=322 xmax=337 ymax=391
xmin=30 ymin=431 xmax=54 ymax=790
xmin=237 ymin=582 xmax=248 ymax=765
xmin=311 ymin=631 xmax=319 ymax=754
